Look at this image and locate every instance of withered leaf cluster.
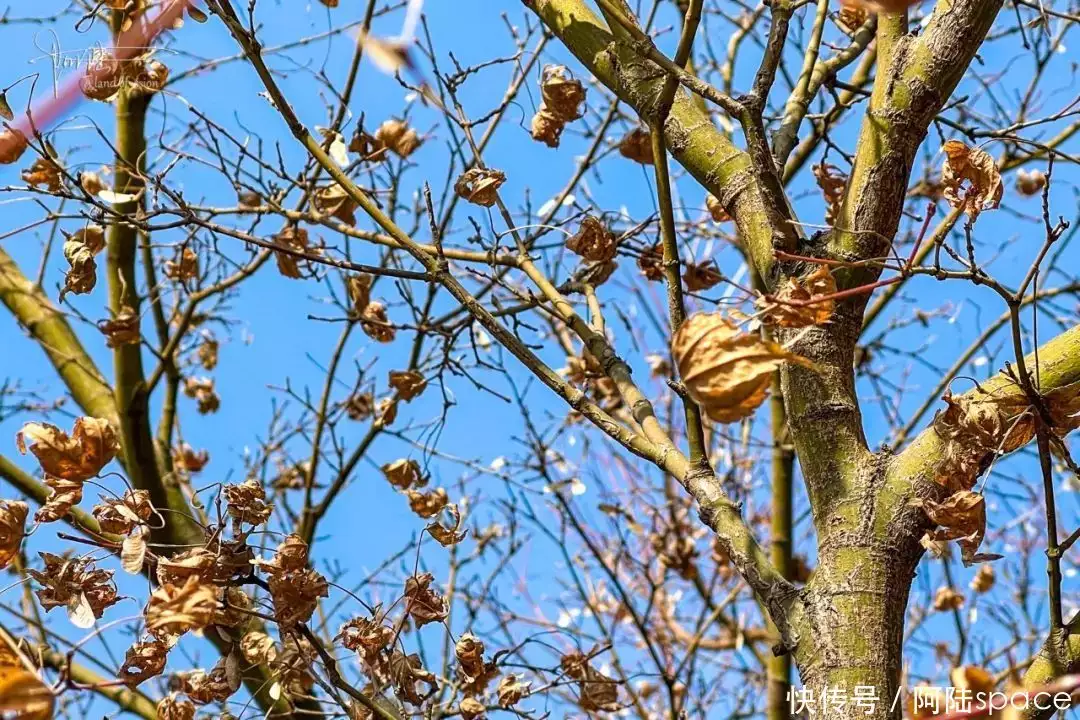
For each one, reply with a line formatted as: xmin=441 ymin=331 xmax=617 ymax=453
xmin=530 ymin=65 xmax=586 ymax=148
xmin=222 ymin=478 xmax=274 ymax=526
xmin=260 ymin=534 xmax=330 ymax=628
xmin=183 ymin=376 xmax=220 ymax=414
xmin=29 ymin=552 xmax=120 ymax=628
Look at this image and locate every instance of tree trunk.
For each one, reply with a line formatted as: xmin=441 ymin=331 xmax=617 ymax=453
xmin=794 ymin=540 xmax=923 ymax=720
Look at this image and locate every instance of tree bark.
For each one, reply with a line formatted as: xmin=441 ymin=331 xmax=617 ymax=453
xmin=795 ymin=541 xmax=922 ymax=720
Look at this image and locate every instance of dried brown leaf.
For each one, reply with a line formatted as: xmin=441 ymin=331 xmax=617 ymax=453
xmin=672 ymin=313 xmax=813 ymax=423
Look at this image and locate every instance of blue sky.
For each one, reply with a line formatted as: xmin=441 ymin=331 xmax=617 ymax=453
xmin=0 ymin=0 xmax=1078 ymax=716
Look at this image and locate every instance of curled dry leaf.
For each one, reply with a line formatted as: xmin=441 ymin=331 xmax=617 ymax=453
xmin=128 ymin=58 xmax=169 ymax=97
xmin=313 ymin=183 xmax=357 ymax=225
xmin=406 ymin=487 xmax=448 ymax=519
xmin=377 ymin=396 xmax=399 ymax=427
xmin=156 ymin=694 xmax=196 ymax=720
xmin=566 ymin=217 xmax=617 ymax=263
xmin=17 ymin=416 xmax=117 ymax=481
xmin=61 ymin=225 xmax=107 ymax=298
xmin=403 ymin=572 xmax=449 ymax=628
xmin=932 ymin=585 xmax=965 ymax=612
xmin=164 ymin=247 xmax=199 ymax=281
xmin=93 ymin=489 xmax=153 ymax=534
xmin=214 ymin=585 xmax=253 ymax=629
xmin=172 ymin=444 xmax=210 ymax=473
xmin=637 ymin=243 xmax=665 ymax=281
xmin=196 ymin=333 xmax=218 ymax=371
xmin=455 ymin=634 xmax=486 ymax=681
xmin=813 ymin=162 xmax=847 ymax=224
xmin=156 ymin=548 xmax=217 ymax=586
xmin=459 ymin=697 xmax=487 ymax=720
xmin=346 ymin=392 xmax=375 ymax=421
xmin=35 ymin=476 xmax=84 ymax=523
xmin=79 ymin=169 xmax=106 ymax=196
xmin=389 ymin=370 xmax=427 ymax=401
xmin=389 ymin=651 xmax=438 ymax=706
xmin=273 ymin=226 xmax=317 ymax=279
xmin=910 ymin=490 xmax=997 ymax=566
xmin=0 ymin=665 xmax=54 ymax=720
xmin=498 ymin=673 xmax=530 ymax=708
xmin=180 ymin=655 xmax=240 ymax=705
xmin=0 ymin=128 xmax=29 ymax=165
xmin=705 ymin=194 xmax=731 ymax=223
xmin=970 ymin=564 xmax=995 ymax=593
xmin=454 ymin=168 xmax=507 ymax=207
xmin=1015 ymin=168 xmax=1047 ymax=196
xmin=941 ymin=140 xmax=1003 ymax=218
xmin=758 ymin=266 xmax=837 ymax=328
xmin=119 ymin=637 xmax=169 ymax=686
xmin=383 ymin=459 xmax=422 ymax=490
xmin=951 ymin=666 xmax=995 ymax=695
xmin=348 ymin=273 xmax=373 ymax=314
xmin=931 ymin=388 xmax=1037 ymax=492
xmin=182 ymin=376 xmax=220 ymax=414
xmin=374 ymin=119 xmax=423 ymax=158
xmin=682 ymin=259 xmax=723 ymax=292
xmin=561 ymin=651 xmax=620 ymax=712
xmin=145 ymin=575 xmax=217 ymax=639
xmin=838 ymin=5 xmax=869 ymax=31
xmin=618 ymin=128 xmax=653 ymax=164
xmin=22 ymin=155 xmax=63 ymax=192
xmin=576 ymin=259 xmax=617 ymax=287
xmin=222 ymin=478 xmax=273 ymax=526
xmin=428 ymin=504 xmax=468 ymax=547
xmin=361 ymin=302 xmax=396 ymax=343
xmin=840 ymin=0 xmax=925 ymax=13
xmin=240 ymin=631 xmax=279 ymax=665
xmin=671 ymin=313 xmax=814 ymax=423
xmin=0 ymin=501 xmax=28 ymax=569
xmin=97 ymin=305 xmax=141 ymax=347
xmin=540 ymin=65 xmax=587 ymax=121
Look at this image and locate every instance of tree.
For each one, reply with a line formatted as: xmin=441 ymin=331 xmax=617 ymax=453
xmin=0 ymin=0 xmax=1077 ymax=718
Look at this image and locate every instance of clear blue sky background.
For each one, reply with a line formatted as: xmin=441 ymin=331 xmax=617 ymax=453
xmin=0 ymin=0 xmax=1078 ymax=716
